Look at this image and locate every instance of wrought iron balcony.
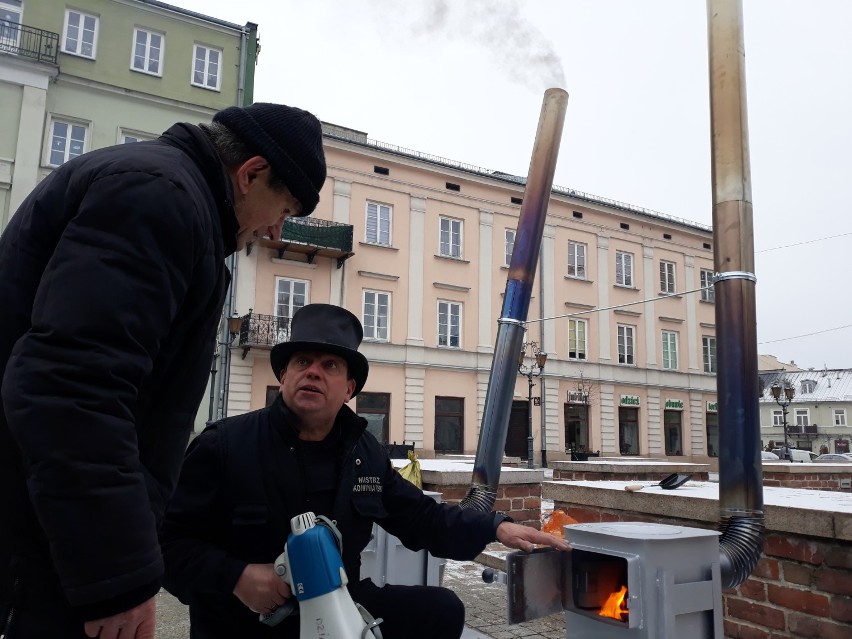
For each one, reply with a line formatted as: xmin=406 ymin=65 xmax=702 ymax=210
xmin=255 ymin=217 xmax=354 ymax=268
xmin=785 ymin=424 xmax=818 ymax=436
xmin=234 ymin=311 xmax=290 ymax=357
xmin=0 ymin=22 xmax=59 ymax=64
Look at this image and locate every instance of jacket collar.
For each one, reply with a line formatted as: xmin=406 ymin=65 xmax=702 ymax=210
xmin=269 ymin=394 xmax=367 ymax=449
xmin=159 ymin=123 xmax=239 ymax=256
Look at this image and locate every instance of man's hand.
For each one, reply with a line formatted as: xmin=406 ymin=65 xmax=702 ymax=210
xmin=233 ymin=563 xmax=293 ymax=614
xmin=496 ymin=521 xmax=572 ymax=553
xmin=83 ymin=595 xmax=156 ymax=639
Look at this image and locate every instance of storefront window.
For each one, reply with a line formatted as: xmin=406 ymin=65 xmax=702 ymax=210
xmin=706 ymin=412 xmax=719 ymax=457
xmin=664 ymin=410 xmax=683 ymax=456
xmin=357 ymin=392 xmax=390 ymax=444
xmin=565 ymin=404 xmax=589 ymax=452
xmin=435 ymin=397 xmax=464 ymax=453
xmin=619 ymin=407 xmax=639 ymax=455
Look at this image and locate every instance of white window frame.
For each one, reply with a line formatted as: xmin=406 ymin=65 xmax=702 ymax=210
xmin=772 ymin=409 xmax=783 ymax=426
xmin=568 ymin=241 xmax=587 ymax=279
xmin=365 ymin=201 xmax=392 ymax=246
xmin=615 ymin=251 xmax=633 ymax=287
xmin=662 ymin=330 xmax=678 ymax=370
xmin=439 ymin=216 xmax=463 ymax=259
xmin=660 ymin=260 xmax=676 ymax=294
xmin=61 ymin=9 xmax=98 ymax=59
xmin=118 ymin=128 xmax=155 ymax=144
xmin=362 ymin=290 xmax=390 ymax=342
xmin=834 ymin=409 xmax=847 ymax=426
xmin=0 ymin=2 xmax=23 ymax=50
xmin=504 ymin=229 xmax=515 ymax=267
xmin=568 ymin=318 xmax=587 ymax=360
xmin=45 ymin=116 xmax=89 ymax=167
xmin=130 ymin=27 xmax=164 ymax=77
xmin=437 ymin=300 xmax=462 ymax=348
xmin=274 ymin=276 xmax=309 ymax=322
xmin=700 ymin=269 xmax=715 ymax=302
xmin=795 ymin=408 xmax=810 ymax=426
xmin=702 ymin=336 xmax=716 ymax=373
xmin=191 ymin=43 xmax=223 ymax=91
xmin=617 ymin=324 xmax=635 ymax=365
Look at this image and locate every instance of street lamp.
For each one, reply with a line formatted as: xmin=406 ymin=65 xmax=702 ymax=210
xmin=770 ymin=380 xmax=795 ymax=460
xmin=518 ymin=340 xmax=547 ymax=469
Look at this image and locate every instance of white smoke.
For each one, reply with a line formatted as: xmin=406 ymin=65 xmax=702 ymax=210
xmin=373 ymin=0 xmax=566 ymax=92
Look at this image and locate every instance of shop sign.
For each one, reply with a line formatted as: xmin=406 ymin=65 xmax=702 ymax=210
xmin=706 ymin=401 xmax=718 ymax=413
xmin=567 ymin=391 xmax=587 ymax=403
xmin=620 ymin=394 xmax=641 ymax=406
xmin=664 ymin=398 xmax=684 ymax=410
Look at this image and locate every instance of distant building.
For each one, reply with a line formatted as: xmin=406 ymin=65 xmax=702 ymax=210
xmin=223 ymin=123 xmax=720 ymax=463
xmin=1 ymin=0 xmax=258 ymax=230
xmin=759 ymin=369 xmax=852 ymax=454
xmin=758 ymin=354 xmax=803 ymax=372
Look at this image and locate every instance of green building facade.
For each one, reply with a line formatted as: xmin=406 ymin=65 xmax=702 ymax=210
xmin=1 ymin=0 xmax=259 ymax=429
xmin=1 ymin=0 xmax=258 ymax=228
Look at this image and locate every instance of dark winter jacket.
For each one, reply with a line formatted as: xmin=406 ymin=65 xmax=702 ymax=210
xmin=160 ymin=397 xmax=502 ymax=638
xmin=0 ymin=123 xmax=237 ymax=621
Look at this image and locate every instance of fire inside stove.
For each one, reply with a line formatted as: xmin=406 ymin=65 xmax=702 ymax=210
xmin=571 ymin=550 xmax=630 ymax=625
xmin=599 ymin=585 xmax=628 ymax=621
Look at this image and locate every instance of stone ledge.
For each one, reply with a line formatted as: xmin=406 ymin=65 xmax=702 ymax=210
xmin=550 ymin=460 xmax=711 ymax=474
xmin=392 ymin=459 xmax=544 ymax=485
xmin=544 ymin=480 xmax=852 ymax=542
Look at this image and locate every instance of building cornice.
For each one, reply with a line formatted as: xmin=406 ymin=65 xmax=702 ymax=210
xmin=53 ymin=73 xmax=218 ymax=117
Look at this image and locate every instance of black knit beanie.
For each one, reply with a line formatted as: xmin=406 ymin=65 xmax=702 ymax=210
xmin=213 ymin=102 xmax=326 ymax=216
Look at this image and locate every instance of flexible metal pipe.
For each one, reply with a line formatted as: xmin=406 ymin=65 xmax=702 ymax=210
xmin=707 ymin=0 xmax=765 ymax=588
xmin=461 ymin=88 xmax=568 ymax=511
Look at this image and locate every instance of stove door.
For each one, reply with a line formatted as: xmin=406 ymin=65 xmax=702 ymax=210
xmin=505 ymin=548 xmax=571 ymax=624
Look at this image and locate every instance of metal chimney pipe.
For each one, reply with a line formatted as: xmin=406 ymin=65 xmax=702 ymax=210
xmin=707 ymin=0 xmax=765 ymax=588
xmin=461 ymin=88 xmax=568 ymax=511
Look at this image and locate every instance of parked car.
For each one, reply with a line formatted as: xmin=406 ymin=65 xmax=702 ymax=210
xmin=814 ymin=454 xmax=852 ymax=463
xmin=771 ymin=448 xmax=818 ymax=462
xmin=761 ymin=451 xmax=780 ymax=460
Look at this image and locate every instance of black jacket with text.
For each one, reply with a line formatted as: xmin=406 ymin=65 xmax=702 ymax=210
xmin=160 ymin=397 xmax=501 ymax=638
xmin=0 ymin=123 xmax=236 ymax=620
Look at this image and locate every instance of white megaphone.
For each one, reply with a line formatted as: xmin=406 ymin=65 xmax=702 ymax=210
xmin=261 ymin=512 xmax=383 ymax=639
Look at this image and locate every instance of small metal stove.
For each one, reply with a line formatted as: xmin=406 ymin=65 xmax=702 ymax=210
xmin=505 ymin=522 xmax=723 ymax=638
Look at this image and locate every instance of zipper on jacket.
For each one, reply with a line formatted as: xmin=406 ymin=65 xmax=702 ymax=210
xmin=0 ymin=576 xmax=20 ymax=639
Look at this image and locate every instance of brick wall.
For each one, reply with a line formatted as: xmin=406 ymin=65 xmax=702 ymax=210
xmin=425 ymin=482 xmax=542 ymax=529
xmin=762 ymin=470 xmax=851 ymax=493
xmin=556 ymin=503 xmax=852 ymax=638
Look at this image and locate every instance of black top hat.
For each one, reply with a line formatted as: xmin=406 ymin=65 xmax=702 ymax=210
xmin=270 ymin=304 xmax=369 ymax=396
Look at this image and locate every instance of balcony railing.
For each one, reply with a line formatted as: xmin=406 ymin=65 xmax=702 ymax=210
xmin=0 ymin=22 xmax=59 ymax=64
xmin=255 ymin=217 xmax=354 ymax=268
xmin=785 ymin=424 xmax=818 ymax=435
xmin=234 ymin=312 xmax=292 ymax=357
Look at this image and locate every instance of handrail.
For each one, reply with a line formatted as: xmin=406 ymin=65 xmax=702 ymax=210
xmin=0 ymin=22 xmax=59 ymax=64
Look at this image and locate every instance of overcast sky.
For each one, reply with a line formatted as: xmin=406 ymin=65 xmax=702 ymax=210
xmin=179 ymin=0 xmax=852 ymax=370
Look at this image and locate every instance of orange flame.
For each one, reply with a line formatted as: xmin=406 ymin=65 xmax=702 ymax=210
xmin=598 ymin=585 xmax=628 ymax=621
xmin=542 ymin=508 xmax=577 ymax=539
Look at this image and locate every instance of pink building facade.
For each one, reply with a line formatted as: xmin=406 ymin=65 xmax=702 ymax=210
xmin=222 ymin=124 xmax=718 ymax=463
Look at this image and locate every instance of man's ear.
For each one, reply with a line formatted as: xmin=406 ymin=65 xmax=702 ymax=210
xmin=234 ymin=156 xmax=270 ymax=194
xmin=344 ymin=379 xmax=356 ymax=402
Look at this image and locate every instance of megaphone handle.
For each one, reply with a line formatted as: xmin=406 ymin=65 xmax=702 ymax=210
xmin=259 ymin=598 xmax=297 ymax=626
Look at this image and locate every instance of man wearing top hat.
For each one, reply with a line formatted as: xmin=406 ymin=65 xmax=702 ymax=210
xmin=0 ymin=103 xmax=327 ymax=638
xmin=160 ymin=303 xmax=569 ymax=638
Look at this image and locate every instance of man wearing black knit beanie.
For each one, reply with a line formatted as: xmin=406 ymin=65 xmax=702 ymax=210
xmin=0 ymin=102 xmax=326 ymax=639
